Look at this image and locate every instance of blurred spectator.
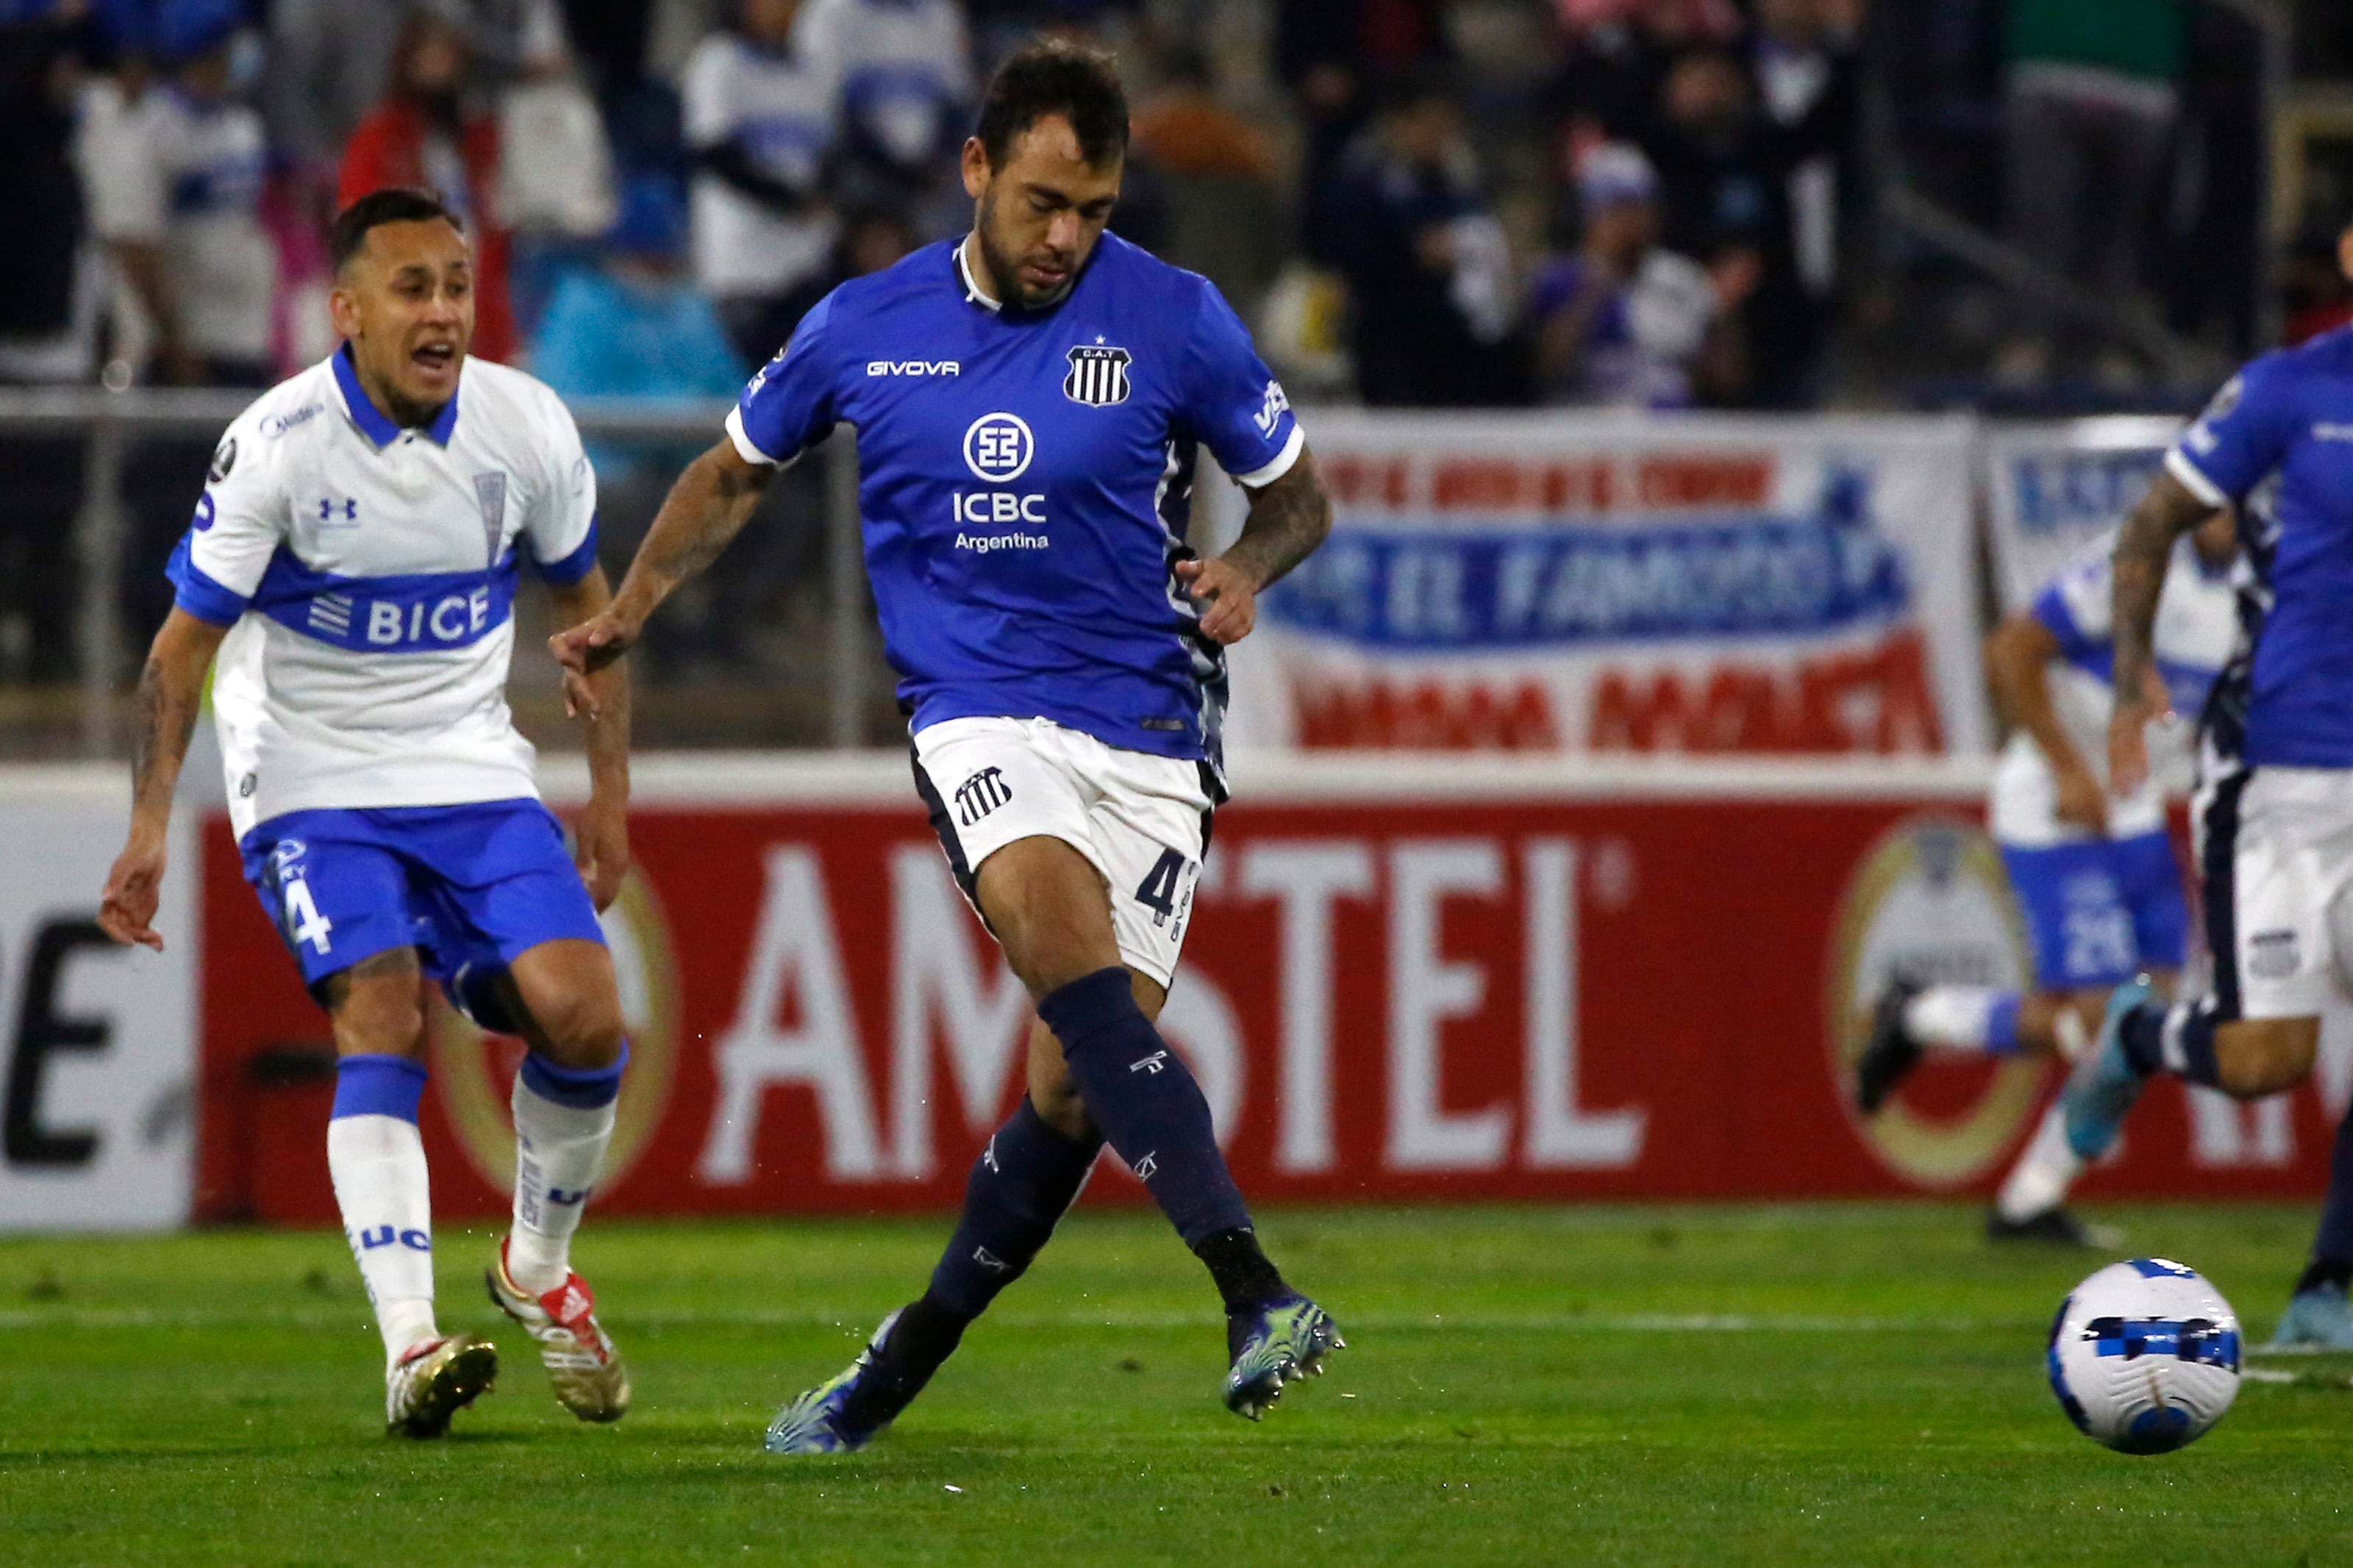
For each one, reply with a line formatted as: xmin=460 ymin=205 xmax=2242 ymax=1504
xmin=1531 ymin=143 xmax=1748 ymax=408
xmin=0 ymin=0 xmax=95 ymax=383
xmin=339 ymin=10 xmax=518 ymax=362
xmin=497 ymin=31 xmax=618 ymax=240
xmin=1996 ymin=0 xmax=2188 ymax=387
xmin=261 ymin=0 xmax=404 ymax=173
xmin=456 ymin=0 xmax=568 ymax=87
xmin=1316 ymin=73 xmax=1524 ymax=407
xmin=1745 ymin=0 xmax=1859 ymax=405
xmin=682 ymin=0 xmax=838 ymax=369
xmin=1132 ymin=45 xmax=1282 ymax=318
xmin=1543 ymin=0 xmax=1740 ymax=157
xmin=2282 ymin=229 xmax=2353 ymax=349
xmin=76 ymin=4 xmax=275 ymax=386
xmin=793 ymin=0 xmax=968 ymax=230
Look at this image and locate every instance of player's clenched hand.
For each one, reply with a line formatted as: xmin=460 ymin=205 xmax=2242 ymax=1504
xmin=2052 ymin=757 xmax=2109 ymax=834
xmin=1174 ymin=556 xmax=1261 ymax=645
xmin=2107 ymin=666 xmax=2174 ymax=798
xmin=98 ymin=834 xmax=168 ymax=951
xmin=549 ymin=608 xmax=639 ymax=720
xmin=573 ymin=798 xmax=629 ymax=913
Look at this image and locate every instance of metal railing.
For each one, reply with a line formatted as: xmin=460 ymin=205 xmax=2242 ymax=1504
xmin=0 ymin=388 xmax=871 ymax=758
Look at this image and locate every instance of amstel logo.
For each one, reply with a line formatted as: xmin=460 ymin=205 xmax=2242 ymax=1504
xmin=1826 ymin=816 xmax=2043 ymax=1188
xmin=432 ymin=866 xmax=678 ymax=1196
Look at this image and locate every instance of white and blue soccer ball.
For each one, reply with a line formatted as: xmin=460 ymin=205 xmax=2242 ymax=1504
xmin=2047 ymin=1257 xmax=2240 ymax=1454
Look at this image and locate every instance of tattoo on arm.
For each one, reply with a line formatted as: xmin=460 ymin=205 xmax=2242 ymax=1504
xmin=2110 ymin=471 xmax=2217 ymax=698
xmin=1222 ymin=456 xmax=1333 ymax=590
xmin=129 ymin=618 xmax=220 ymax=834
xmin=620 ymin=443 xmax=775 ymax=616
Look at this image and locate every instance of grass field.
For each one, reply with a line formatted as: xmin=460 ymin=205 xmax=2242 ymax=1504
xmin=4 ymin=1203 xmax=2351 ymax=1566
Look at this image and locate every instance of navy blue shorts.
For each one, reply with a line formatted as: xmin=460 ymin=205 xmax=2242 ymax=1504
xmin=240 ymin=799 xmax=604 ymax=992
xmin=1999 ymin=829 xmax=2188 ymax=992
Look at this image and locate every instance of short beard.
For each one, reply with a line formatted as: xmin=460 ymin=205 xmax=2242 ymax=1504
xmin=976 ymin=191 xmax=1076 ymax=312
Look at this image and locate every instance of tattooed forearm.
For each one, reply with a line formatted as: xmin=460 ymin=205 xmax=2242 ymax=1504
xmin=615 ymin=440 xmax=776 ymax=620
xmin=2110 ymin=470 xmax=2217 ymax=696
xmin=126 ymin=612 xmax=224 ymax=839
xmin=1222 ymin=454 xmax=1332 ymax=590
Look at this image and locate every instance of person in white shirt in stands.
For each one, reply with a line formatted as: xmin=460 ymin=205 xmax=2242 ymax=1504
xmin=96 ymin=190 xmax=636 ymax=1440
xmin=682 ymin=0 xmax=840 ymax=368
xmin=793 ymin=0 xmax=970 ymax=222
xmin=76 ymin=7 xmax=276 ymax=385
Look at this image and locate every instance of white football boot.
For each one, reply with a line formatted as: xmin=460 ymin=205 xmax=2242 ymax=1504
xmin=486 ymin=1237 xmax=632 ymax=1422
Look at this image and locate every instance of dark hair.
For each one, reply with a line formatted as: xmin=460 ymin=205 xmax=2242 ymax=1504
xmin=976 ymin=37 xmax=1128 ymax=170
xmin=329 ymin=188 xmax=465 ymax=273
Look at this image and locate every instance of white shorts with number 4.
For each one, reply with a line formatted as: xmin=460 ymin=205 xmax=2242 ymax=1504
xmin=911 ymin=716 xmax=1216 ymax=988
xmin=2202 ymin=765 xmax=2353 ymax=1020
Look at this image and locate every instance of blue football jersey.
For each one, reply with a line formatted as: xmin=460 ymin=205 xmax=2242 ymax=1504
xmin=727 ymin=235 xmax=1304 ymax=775
xmin=2167 ymin=324 xmax=2353 ymax=768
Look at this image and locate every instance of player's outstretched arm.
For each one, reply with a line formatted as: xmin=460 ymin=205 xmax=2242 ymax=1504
xmin=2108 ymin=469 xmax=2215 ymax=795
xmin=545 ymin=564 xmax=632 ymax=912
xmin=1985 ymin=612 xmax=2105 ymax=833
xmin=99 ymin=609 xmax=229 ymax=951
xmin=548 ymin=437 xmax=775 ymax=698
xmin=1174 ymin=451 xmax=1332 ymax=645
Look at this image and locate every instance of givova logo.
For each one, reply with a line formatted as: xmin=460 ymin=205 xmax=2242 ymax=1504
xmin=1826 ymin=817 xmax=2041 ymax=1188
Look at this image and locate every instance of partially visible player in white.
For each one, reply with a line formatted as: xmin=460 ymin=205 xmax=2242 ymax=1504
xmin=96 ymin=189 xmax=635 ymax=1437
xmin=1854 ymin=514 xmax=2240 ymax=1244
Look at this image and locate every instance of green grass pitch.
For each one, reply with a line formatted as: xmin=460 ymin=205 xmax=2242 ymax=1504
xmin=4 ymin=1203 xmax=2351 ymax=1565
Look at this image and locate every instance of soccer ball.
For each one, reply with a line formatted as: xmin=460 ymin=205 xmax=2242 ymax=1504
xmin=2046 ymin=1257 xmax=2240 ymax=1454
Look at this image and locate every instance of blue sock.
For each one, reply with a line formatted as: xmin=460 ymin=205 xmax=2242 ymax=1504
xmin=1037 ymin=967 xmax=1251 ymax=1247
xmin=331 ymin=1053 xmax=428 ymax=1121
xmin=2299 ymin=1105 xmax=2353 ymax=1296
xmin=1984 ymin=993 xmax=2022 ymax=1056
xmin=518 ymin=1046 xmax=628 ymax=1109
xmin=927 ymin=1100 xmax=1104 ymax=1320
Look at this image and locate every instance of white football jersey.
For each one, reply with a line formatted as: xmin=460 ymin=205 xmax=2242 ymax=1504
xmin=169 ymin=349 xmax=598 ymax=840
xmin=1989 ymin=532 xmax=2241 ymax=848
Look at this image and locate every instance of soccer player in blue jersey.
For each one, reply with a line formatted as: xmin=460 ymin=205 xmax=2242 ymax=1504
xmin=97 ymin=190 xmax=637 ymax=1435
xmin=2059 ymin=235 xmax=2353 ymax=1347
xmin=553 ymin=40 xmax=1339 ymax=1448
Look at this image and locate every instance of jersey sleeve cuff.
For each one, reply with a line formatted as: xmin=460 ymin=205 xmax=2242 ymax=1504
xmin=1233 ymin=423 xmax=1305 ymax=489
xmin=726 ymin=404 xmax=791 ymax=470
xmin=165 ymin=537 xmax=249 ymax=626
xmin=2164 ymin=446 xmax=2229 ymax=509
xmin=533 ymin=512 xmax=601 ymax=584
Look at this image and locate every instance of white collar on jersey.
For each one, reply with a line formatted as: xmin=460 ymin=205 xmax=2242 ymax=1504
xmin=954 ymin=235 xmax=1003 ymax=314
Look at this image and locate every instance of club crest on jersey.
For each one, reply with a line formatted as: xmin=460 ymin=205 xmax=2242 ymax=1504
xmin=473 ymin=472 xmax=507 ymax=564
xmin=1064 ymin=344 xmax=1132 ymax=407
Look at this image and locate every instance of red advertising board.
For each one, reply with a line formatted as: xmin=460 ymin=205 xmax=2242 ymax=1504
xmin=193 ymin=757 xmax=2346 ymax=1222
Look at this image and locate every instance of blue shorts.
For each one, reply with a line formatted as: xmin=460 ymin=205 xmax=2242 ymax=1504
xmin=1999 ymin=830 xmax=2189 ymax=992
xmin=240 ymin=799 xmax=604 ymax=994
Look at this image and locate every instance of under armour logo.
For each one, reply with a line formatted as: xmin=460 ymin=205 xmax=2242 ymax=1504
xmin=1130 ymin=1050 xmax=1168 ymax=1075
xmin=973 ymin=1246 xmax=1011 ymax=1274
xmin=1132 ymin=1151 xmax=1158 ymax=1181
xmin=318 ymin=495 xmax=359 ymax=522
xmin=954 ymin=766 xmax=1012 ymax=826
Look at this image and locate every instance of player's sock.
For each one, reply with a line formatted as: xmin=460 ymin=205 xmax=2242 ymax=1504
xmin=326 ymin=1053 xmax=438 ymax=1362
xmin=1901 ymin=986 xmax=2023 ymax=1055
xmin=2293 ymin=1103 xmax=2353 ymax=1297
xmin=927 ymin=1098 xmax=1104 ymax=1318
xmin=2147 ymin=1000 xmax=2224 ymax=1087
xmin=1994 ymin=1101 xmax=2084 ymax=1222
xmin=1037 ymin=967 xmax=1254 ymax=1247
xmin=504 ymin=1048 xmax=627 ymax=1295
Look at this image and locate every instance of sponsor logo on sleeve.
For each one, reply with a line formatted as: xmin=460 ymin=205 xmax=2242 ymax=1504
xmin=1252 ymin=378 xmax=1291 ymax=438
xmin=207 ymin=438 xmax=237 ymax=482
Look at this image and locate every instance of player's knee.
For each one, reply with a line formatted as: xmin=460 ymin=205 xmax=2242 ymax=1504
xmin=529 ymin=989 xmax=627 ymax=1070
xmin=2215 ymin=1017 xmax=2318 ymax=1099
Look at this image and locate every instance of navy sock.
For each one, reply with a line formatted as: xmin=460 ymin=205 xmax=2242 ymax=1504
xmin=2151 ymin=1001 xmax=2224 ymax=1088
xmin=2115 ymin=1002 xmax=2168 ymax=1077
xmin=2297 ymin=1103 xmax=2353 ymax=1297
xmin=1037 ymin=967 xmax=1252 ymax=1247
xmin=927 ymin=1100 xmax=1104 ymax=1319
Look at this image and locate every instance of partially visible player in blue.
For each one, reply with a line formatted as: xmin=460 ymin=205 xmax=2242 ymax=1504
xmin=554 ymin=40 xmax=1340 ymax=1448
xmin=2060 ymin=222 xmax=2353 ymax=1347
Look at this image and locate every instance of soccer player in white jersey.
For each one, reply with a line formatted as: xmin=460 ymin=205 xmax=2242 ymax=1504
xmin=97 ymin=190 xmax=637 ymax=1436
xmin=555 ymin=41 xmax=1340 ymax=1450
xmin=1853 ymin=515 xmax=2239 ymax=1245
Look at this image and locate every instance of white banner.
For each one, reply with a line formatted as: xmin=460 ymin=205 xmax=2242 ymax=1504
xmin=0 ymin=772 xmax=195 ymax=1231
xmin=1981 ymin=417 xmax=2182 ymax=612
xmin=1220 ymin=412 xmax=1988 ymax=756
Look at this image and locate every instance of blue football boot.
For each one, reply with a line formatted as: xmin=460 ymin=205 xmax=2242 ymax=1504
xmin=765 ymin=1309 xmax=904 ymax=1456
xmin=2060 ymin=978 xmax=2156 ymax=1163
xmin=2271 ymin=1283 xmax=2353 ymax=1351
xmin=1224 ymin=1295 xmax=1343 ymax=1420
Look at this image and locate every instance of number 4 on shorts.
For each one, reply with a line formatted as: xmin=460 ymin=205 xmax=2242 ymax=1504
xmin=1133 ymin=848 xmax=1190 ymax=929
xmin=282 ymin=876 xmax=335 ymax=953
